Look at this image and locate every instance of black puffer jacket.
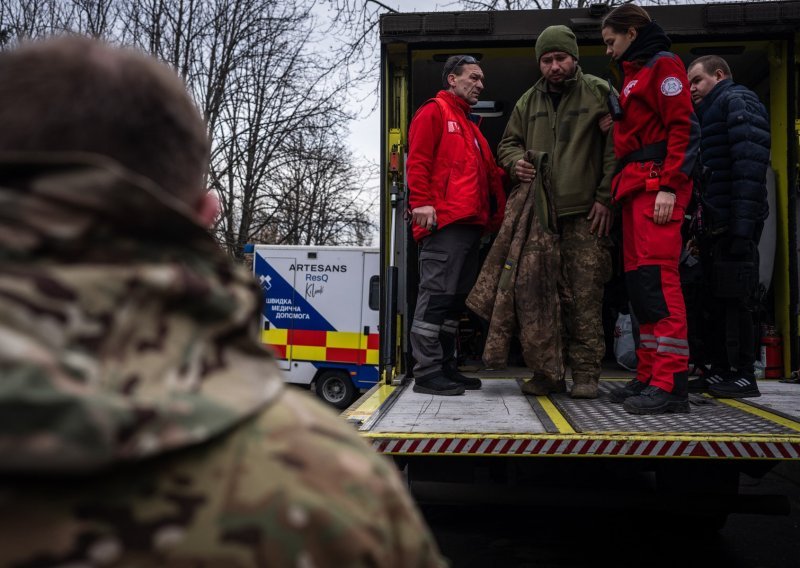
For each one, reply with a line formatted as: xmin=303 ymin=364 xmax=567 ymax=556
xmin=695 ymin=79 xmax=770 ymax=240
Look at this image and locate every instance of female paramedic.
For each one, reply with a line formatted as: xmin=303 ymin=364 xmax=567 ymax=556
xmin=601 ymin=3 xmax=700 ymax=415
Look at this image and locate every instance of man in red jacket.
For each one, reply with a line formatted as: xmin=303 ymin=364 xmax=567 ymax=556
xmin=407 ymin=55 xmax=506 ymax=395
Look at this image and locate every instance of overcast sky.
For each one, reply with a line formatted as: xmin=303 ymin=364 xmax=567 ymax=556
xmin=344 ymin=1 xmax=450 ymax=167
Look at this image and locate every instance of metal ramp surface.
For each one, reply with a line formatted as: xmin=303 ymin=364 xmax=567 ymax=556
xmin=353 ymin=377 xmax=800 ymax=460
xmin=364 ymin=379 xmax=549 ymax=434
xmin=732 ymin=381 xmax=800 ymax=423
xmin=558 ymin=381 xmax=797 ymax=435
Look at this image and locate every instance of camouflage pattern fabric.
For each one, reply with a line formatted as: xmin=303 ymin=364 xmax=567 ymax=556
xmin=0 ymin=388 xmax=445 ymax=567
xmin=0 ymin=154 xmax=282 ymax=473
xmin=466 ymin=151 xmax=565 ymax=381
xmin=559 ymin=216 xmax=612 ymax=384
xmin=0 ymin=155 xmax=447 ymax=567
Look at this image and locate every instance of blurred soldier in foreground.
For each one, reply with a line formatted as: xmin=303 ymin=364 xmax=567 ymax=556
xmin=0 ymin=37 xmax=445 ymax=568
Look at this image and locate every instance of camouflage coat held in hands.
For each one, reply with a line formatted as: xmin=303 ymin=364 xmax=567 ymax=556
xmin=466 ymin=151 xmax=564 ymax=380
xmin=0 ymin=155 xmax=446 ymax=568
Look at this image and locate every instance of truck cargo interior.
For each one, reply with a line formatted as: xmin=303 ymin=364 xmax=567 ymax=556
xmin=358 ymin=2 xmax=800 ymax=530
xmin=405 ymin=41 xmax=778 ymax=370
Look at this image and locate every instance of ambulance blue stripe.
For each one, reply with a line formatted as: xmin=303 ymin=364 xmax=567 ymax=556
xmin=255 ymin=255 xmax=335 ymax=331
xmin=313 ymin=363 xmax=379 ymax=389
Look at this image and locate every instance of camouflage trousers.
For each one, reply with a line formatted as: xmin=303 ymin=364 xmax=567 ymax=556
xmin=558 ymin=215 xmax=612 ymax=383
xmin=506 ymin=214 xmax=611 ymax=382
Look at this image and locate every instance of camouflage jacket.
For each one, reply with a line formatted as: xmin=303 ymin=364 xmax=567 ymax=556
xmin=0 ymin=155 xmax=446 ymax=568
xmin=466 ymin=151 xmax=564 ymax=380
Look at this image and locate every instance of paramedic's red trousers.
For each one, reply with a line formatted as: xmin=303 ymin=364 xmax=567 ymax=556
xmin=622 ymin=191 xmax=689 ymax=393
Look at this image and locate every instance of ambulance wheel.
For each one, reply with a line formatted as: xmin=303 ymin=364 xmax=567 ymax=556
xmin=316 ymin=370 xmax=355 ymax=409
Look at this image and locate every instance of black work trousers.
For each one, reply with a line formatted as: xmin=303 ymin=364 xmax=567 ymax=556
xmin=702 ymin=232 xmax=761 ymax=379
xmin=410 ymin=224 xmax=481 ymax=379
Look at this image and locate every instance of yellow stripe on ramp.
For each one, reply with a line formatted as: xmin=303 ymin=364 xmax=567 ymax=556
xmin=538 ymin=395 xmax=576 ymax=434
xmin=717 ymin=397 xmax=800 ymax=433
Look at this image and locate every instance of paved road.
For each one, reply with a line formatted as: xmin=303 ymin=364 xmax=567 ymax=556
xmin=415 ymin=462 xmax=800 ymax=568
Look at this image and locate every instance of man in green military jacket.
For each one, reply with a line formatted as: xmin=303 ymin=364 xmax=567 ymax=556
xmin=0 ymin=36 xmax=445 ymax=568
xmin=497 ymin=25 xmax=617 ymax=399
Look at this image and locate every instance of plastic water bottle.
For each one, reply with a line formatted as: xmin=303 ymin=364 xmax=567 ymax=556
xmin=753 ymin=359 xmax=765 ymax=380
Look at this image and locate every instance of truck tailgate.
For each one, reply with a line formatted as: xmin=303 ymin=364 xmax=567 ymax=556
xmin=347 ymin=372 xmax=800 ymax=460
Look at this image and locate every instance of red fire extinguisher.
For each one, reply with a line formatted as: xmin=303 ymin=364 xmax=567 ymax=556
xmin=760 ymin=325 xmax=783 ymax=379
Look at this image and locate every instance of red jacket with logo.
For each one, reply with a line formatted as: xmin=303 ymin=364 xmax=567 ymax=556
xmin=407 ymin=90 xmax=506 ymax=242
xmin=612 ymin=52 xmax=700 ymax=210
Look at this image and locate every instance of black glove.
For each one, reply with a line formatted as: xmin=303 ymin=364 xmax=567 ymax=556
xmin=728 ymin=237 xmax=751 ymax=257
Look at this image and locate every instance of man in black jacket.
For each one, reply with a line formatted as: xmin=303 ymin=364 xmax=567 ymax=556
xmin=686 ymin=55 xmax=771 ymax=398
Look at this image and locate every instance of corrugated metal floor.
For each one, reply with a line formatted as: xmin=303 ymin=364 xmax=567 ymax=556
xmin=562 ymin=381 xmax=795 ymax=434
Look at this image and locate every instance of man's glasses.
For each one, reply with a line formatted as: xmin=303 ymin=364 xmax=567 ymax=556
xmin=445 ymin=55 xmax=478 ymax=76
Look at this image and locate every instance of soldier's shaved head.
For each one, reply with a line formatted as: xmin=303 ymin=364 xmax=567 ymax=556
xmin=0 ymin=36 xmax=209 ymax=204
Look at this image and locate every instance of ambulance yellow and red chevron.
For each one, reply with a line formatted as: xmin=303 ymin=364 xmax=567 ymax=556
xmin=262 ymin=328 xmax=379 ymax=365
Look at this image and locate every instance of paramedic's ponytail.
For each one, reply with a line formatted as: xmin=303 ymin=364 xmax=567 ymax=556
xmin=602 ymin=4 xmax=651 ymax=34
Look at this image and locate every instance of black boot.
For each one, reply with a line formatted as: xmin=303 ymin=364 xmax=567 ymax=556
xmin=443 ymin=361 xmax=481 ymax=390
xmin=623 ymin=385 xmax=690 ymax=415
xmin=413 ymin=372 xmax=465 ymax=396
xmin=445 ymin=369 xmax=482 ymax=390
xmin=672 ymin=370 xmax=689 ymax=398
xmin=609 ymin=378 xmax=649 ymax=403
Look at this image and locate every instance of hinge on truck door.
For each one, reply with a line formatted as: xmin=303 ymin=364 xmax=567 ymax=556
xmin=388 ymin=143 xmax=406 ymax=210
xmin=795 ymin=120 xmax=800 ymax=175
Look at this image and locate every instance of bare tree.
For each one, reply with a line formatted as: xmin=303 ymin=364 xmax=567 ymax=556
xmin=457 ymin=1 xmax=709 ymax=8
xmin=0 ymin=0 xmax=78 ymax=43
xmin=199 ymin=2 xmax=365 ymax=256
xmin=262 ymin=126 xmax=376 ymax=246
xmin=318 ymin=0 xmax=393 ymax=95
xmin=0 ymin=0 xmax=376 ymax=257
xmin=69 ymin=0 xmax=117 ymax=37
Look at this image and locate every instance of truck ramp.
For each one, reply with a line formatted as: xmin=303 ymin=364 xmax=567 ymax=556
xmin=350 ymin=378 xmax=800 ymax=460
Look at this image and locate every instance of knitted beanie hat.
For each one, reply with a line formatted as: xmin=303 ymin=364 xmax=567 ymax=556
xmin=535 ymin=25 xmax=579 ymax=61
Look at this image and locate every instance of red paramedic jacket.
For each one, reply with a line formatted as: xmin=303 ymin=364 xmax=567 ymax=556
xmin=612 ymin=52 xmax=700 ymax=212
xmin=407 ymin=90 xmax=506 ymax=242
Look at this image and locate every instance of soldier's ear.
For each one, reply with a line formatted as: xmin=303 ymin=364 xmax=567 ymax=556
xmin=195 ymin=190 xmax=220 ymax=227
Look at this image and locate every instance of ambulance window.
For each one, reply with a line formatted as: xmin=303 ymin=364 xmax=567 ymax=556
xmin=369 ymin=276 xmax=379 ymax=310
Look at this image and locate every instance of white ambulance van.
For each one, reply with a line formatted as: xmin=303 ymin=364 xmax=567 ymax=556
xmin=250 ymin=245 xmax=380 ymax=408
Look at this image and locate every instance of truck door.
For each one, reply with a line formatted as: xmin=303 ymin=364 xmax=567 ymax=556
xmin=361 ymin=252 xmax=380 ymax=368
xmin=255 ymin=252 xmax=296 ymax=371
xmin=310 ymin=249 xmax=363 ymax=360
